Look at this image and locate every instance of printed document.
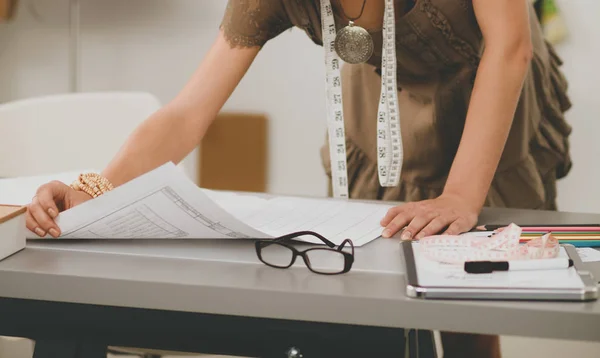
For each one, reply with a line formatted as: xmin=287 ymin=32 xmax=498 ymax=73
xmin=208 ymin=191 xmax=392 ymax=246
xmin=31 ymin=163 xmax=392 ymax=246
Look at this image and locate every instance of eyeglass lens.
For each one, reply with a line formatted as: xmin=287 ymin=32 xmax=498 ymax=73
xmin=259 ymin=240 xmax=351 ymax=274
xmin=258 ymin=242 xmax=295 ymax=268
xmin=304 ymin=248 xmax=347 ymax=274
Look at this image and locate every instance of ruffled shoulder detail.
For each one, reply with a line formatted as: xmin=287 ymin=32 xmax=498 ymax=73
xmin=220 ymin=0 xmax=293 ymax=48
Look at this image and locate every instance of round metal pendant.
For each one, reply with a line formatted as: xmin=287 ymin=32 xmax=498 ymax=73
xmin=334 ymin=24 xmax=374 ymax=64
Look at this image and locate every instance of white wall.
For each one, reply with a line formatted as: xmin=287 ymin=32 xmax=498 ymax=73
xmin=553 ymin=0 xmax=600 ymax=213
xmin=501 ymin=1 xmax=600 ymax=354
xmin=1 ymin=0 xmax=599 ymax=209
xmin=1 ymin=1 xmax=598 ymax=211
xmin=0 ymin=0 xmax=329 ymax=197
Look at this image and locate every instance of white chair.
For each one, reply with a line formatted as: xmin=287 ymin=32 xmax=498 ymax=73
xmin=0 ymin=91 xmax=162 ymax=178
xmin=0 ymin=91 xmax=180 ymax=358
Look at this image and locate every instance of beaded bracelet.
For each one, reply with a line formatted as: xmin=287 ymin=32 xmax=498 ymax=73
xmin=71 ymin=173 xmax=114 ymax=198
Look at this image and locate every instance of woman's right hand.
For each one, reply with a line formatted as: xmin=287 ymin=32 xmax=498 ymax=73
xmin=26 ymin=181 xmax=93 ymax=238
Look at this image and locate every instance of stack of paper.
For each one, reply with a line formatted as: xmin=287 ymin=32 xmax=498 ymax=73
xmin=34 ymin=163 xmax=392 ymax=247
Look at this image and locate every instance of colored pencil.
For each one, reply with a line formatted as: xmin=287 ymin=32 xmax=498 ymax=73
xmin=519 ymin=235 xmax=600 ymax=247
xmin=476 ymin=224 xmax=600 ymax=231
xmin=520 ymin=232 xmax=600 ymax=236
xmin=470 ymin=225 xmax=600 ymax=246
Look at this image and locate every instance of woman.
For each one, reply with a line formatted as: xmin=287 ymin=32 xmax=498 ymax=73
xmin=26 ymin=0 xmax=571 ymax=356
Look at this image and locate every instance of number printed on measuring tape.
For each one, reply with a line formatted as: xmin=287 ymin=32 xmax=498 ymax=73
xmin=321 ymin=0 xmax=349 ymax=199
xmin=376 ymin=0 xmax=402 ymax=187
xmin=320 ymin=0 xmax=402 ymax=199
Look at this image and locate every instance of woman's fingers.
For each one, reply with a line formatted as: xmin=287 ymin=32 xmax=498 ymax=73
xmin=27 ymin=181 xmax=70 ymax=238
xmin=405 ymin=211 xmax=441 ymax=240
xmin=416 ymin=216 xmax=450 ymax=239
xmin=380 ymin=194 xmax=479 ymax=241
xmin=382 ymin=208 xmax=461 ymax=240
xmin=382 ymin=209 xmax=414 ymax=238
xmin=25 ymin=206 xmax=46 ymax=237
xmin=28 ymin=196 xmax=60 ymax=238
xmin=443 ymin=218 xmax=469 ymax=235
xmin=37 ymin=184 xmax=62 ymax=220
xmin=380 ymin=206 xmax=404 ymax=227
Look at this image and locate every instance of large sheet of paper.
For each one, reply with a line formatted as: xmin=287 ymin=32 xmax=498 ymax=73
xmin=28 ymin=163 xmax=391 ymax=246
xmin=44 ymin=163 xmax=268 ymax=240
xmin=207 ymin=191 xmax=392 ymax=246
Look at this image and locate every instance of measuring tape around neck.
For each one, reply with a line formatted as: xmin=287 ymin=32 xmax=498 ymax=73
xmin=320 ymin=0 xmax=402 ymax=199
xmin=321 ymin=0 xmax=349 ymax=199
xmin=376 ymin=0 xmax=402 ymax=187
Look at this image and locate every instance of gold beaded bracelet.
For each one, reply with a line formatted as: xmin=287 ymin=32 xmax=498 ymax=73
xmin=71 ymin=173 xmax=115 ymax=198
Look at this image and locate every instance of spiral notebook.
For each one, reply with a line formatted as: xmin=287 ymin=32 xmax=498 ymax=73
xmin=402 ymin=241 xmax=598 ymax=301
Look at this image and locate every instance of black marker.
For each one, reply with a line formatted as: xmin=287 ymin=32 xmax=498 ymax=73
xmin=464 ymin=258 xmax=574 ymax=274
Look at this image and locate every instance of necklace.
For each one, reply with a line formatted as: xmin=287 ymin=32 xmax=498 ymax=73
xmin=334 ymin=0 xmax=374 ymax=64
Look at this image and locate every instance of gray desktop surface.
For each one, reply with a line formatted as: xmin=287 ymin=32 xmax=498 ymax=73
xmin=1 ymin=206 xmax=600 ymax=342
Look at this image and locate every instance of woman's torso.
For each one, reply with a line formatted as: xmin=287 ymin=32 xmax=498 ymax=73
xmin=220 ymin=0 xmax=572 ymax=208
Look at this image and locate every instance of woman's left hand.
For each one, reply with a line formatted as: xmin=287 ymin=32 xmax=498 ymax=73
xmin=380 ymin=193 xmax=480 ymax=240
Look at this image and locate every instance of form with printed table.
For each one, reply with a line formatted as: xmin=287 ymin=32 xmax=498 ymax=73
xmin=29 ymin=162 xmax=392 ymax=247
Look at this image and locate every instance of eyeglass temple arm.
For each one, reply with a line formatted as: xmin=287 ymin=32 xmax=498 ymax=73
xmin=339 ymin=238 xmax=355 ymax=256
xmin=273 ymin=231 xmax=337 ymax=248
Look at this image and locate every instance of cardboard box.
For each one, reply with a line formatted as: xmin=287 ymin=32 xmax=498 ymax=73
xmin=0 ymin=0 xmax=18 ymax=21
xmin=0 ymin=205 xmax=26 ymax=261
xmin=199 ymin=113 xmax=268 ymax=193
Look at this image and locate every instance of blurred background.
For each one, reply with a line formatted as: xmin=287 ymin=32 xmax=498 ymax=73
xmin=0 ymin=0 xmax=598 ymax=357
xmin=0 ymin=0 xmax=599 ymax=209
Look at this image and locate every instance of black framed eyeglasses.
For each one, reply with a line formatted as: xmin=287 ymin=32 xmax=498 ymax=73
xmin=255 ymin=231 xmax=355 ymax=275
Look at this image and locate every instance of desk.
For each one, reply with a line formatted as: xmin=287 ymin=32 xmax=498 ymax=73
xmin=0 ymin=206 xmax=600 ymax=357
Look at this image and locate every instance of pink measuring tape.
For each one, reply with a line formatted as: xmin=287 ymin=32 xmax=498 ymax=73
xmin=419 ymin=223 xmax=559 ymax=264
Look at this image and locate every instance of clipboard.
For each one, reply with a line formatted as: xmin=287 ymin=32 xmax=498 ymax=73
xmin=402 ymin=241 xmax=598 ymax=301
